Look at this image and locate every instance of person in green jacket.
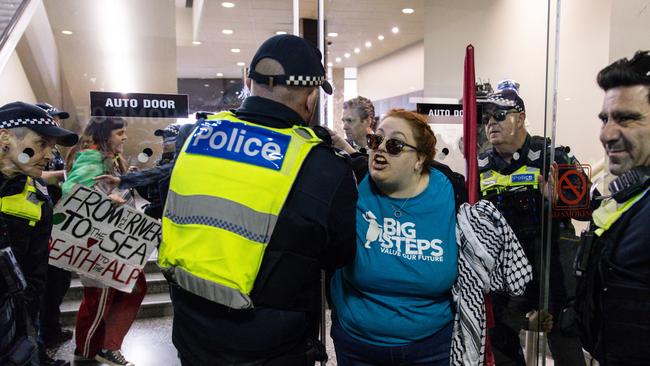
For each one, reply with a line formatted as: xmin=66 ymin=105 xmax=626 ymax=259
xmin=64 ymin=117 xmax=145 ymax=366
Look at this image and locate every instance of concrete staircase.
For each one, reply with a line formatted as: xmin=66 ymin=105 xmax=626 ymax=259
xmin=60 ymin=258 xmax=173 ymax=326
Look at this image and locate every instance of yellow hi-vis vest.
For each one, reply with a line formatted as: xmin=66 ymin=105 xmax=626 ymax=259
xmin=0 ymin=177 xmax=43 ymax=226
xmin=592 ymin=187 xmax=650 ymax=237
xmin=479 ymin=165 xmax=541 ymax=196
xmin=158 ymin=111 xmax=321 ymax=309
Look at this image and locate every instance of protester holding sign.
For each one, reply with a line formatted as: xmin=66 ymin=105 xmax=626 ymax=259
xmin=63 ymin=117 xmax=144 ymax=366
xmin=0 ymin=101 xmax=78 ymax=366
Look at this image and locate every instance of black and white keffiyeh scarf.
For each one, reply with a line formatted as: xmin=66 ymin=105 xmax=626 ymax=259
xmin=450 ymin=200 xmax=533 ymax=366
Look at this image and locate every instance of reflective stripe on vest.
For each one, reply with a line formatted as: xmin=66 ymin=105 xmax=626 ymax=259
xmin=0 ymin=177 xmax=43 ymax=226
xmin=593 ymin=187 xmax=650 ymax=236
xmin=158 ymin=111 xmax=321 ymax=309
xmin=479 ymin=165 xmax=540 ymax=196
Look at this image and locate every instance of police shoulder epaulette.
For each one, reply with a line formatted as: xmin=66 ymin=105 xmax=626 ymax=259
xmin=333 ymin=147 xmax=351 ymax=160
xmin=478 ymin=151 xmax=492 ymax=169
xmin=33 ymin=179 xmax=49 ymax=198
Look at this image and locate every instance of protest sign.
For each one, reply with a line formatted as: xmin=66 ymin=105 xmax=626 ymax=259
xmin=48 ymin=185 xmax=160 ymax=292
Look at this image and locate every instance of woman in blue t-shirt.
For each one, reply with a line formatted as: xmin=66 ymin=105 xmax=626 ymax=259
xmin=330 ymin=109 xmax=461 ymax=365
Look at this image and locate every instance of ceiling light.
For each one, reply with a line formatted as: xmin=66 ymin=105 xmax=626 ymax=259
xmin=231 ymin=48 xmax=240 ymax=53
xmin=327 ymin=32 xmax=339 ymax=37
xmin=222 ymin=29 xmax=234 ymax=35
xmin=354 ymin=48 xmax=360 ymax=54
xmin=216 ymin=72 xmax=224 ymax=77
xmin=335 ymin=57 xmax=342 ymax=63
xmin=344 ymin=53 xmax=350 ymax=58
xmin=61 ymin=30 xmax=73 ymax=35
xmin=391 ymin=26 xmax=399 ymax=34
xmin=204 ymin=84 xmax=210 ymax=87
xmin=365 ymin=41 xmax=372 ymax=48
xmin=402 ymin=8 xmax=414 ymax=14
xmin=221 ymin=2 xmax=235 ymax=8
xmin=377 ymin=34 xmax=384 ymax=40
xmin=327 ymin=62 xmax=333 ymax=67
xmin=192 ymin=41 xmax=201 ymax=45
xmin=276 ymin=31 xmax=287 ymax=35
xmin=236 ymin=62 xmax=245 ymax=66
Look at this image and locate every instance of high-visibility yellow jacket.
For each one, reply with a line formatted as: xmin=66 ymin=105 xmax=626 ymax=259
xmin=159 ymin=111 xmax=321 ymax=309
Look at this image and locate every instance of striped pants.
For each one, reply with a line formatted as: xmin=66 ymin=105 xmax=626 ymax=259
xmin=74 ymin=273 xmax=147 ymax=358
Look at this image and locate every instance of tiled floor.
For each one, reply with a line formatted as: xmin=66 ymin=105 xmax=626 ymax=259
xmin=53 ymin=314 xmax=339 ymax=366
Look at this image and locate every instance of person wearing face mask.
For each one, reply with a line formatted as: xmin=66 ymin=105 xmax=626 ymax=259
xmin=570 ymin=50 xmax=650 ymax=366
xmin=478 ymin=81 xmax=588 ymax=365
xmin=158 ymin=34 xmax=356 ymax=366
xmin=62 ymin=117 xmax=145 ymax=366
xmin=0 ymin=101 xmax=78 ymax=366
xmin=329 ymin=109 xmax=467 ymax=365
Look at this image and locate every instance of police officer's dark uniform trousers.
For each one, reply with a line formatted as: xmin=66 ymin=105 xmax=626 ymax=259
xmin=167 ymin=96 xmax=357 ymax=366
xmin=479 ymin=135 xmax=586 ymax=366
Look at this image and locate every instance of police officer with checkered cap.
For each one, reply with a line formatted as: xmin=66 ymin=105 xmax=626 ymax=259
xmin=0 ymin=101 xmax=77 ymax=366
xmin=478 ymin=83 xmax=589 ymax=365
xmin=165 ymin=35 xmax=355 ymax=366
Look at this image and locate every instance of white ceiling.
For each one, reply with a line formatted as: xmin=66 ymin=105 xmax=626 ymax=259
xmin=177 ymin=0 xmax=424 ymax=78
xmin=43 ymin=0 xmax=424 ymax=84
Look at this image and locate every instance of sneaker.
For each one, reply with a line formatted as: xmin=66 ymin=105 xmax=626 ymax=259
xmin=95 ymin=349 xmax=135 ymax=366
xmin=44 ymin=329 xmax=74 ymax=349
xmin=73 ymin=349 xmax=95 ymax=363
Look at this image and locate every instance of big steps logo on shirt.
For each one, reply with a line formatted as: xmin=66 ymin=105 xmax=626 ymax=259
xmin=186 ymin=119 xmax=290 ymax=170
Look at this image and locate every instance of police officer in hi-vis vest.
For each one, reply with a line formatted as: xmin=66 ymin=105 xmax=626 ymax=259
xmin=158 ymin=35 xmax=357 ymax=366
xmin=0 ymin=102 xmax=78 ymax=366
xmin=478 ymin=81 xmax=588 ymax=366
xmin=572 ymin=50 xmax=650 ymax=366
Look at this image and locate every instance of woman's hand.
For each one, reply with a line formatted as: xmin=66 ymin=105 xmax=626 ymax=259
xmin=323 ymin=127 xmax=357 ymax=154
xmin=94 ymin=174 xmax=121 ymax=188
xmin=108 ymin=193 xmax=127 ymax=205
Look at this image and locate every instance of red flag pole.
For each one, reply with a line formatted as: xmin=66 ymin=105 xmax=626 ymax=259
xmin=463 ymin=45 xmax=478 ymax=204
xmin=462 ymin=44 xmax=495 ymax=366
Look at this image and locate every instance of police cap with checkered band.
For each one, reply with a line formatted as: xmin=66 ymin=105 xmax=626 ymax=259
xmin=486 ymin=79 xmax=526 ymax=113
xmin=247 ymin=34 xmax=332 ymax=95
xmin=0 ymin=101 xmax=78 ymax=146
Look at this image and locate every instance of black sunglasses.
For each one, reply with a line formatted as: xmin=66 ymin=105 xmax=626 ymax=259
xmin=481 ymin=109 xmax=519 ymax=124
xmin=366 ymin=134 xmax=418 ymax=155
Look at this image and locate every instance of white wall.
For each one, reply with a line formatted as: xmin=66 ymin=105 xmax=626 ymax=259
xmin=357 ymin=41 xmax=424 ymax=101
xmin=0 ymin=52 xmax=37 ymax=106
xmin=555 ymin=0 xmax=612 ymax=166
xmin=423 ymin=0 xmax=548 ymax=135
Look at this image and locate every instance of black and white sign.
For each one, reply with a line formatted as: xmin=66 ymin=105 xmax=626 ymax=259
xmin=90 ymin=91 xmax=189 ymax=118
xmin=49 ymin=185 xmax=159 ymax=292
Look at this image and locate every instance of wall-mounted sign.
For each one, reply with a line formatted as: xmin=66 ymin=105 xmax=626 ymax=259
xmin=90 ymin=91 xmax=189 ymax=118
xmin=416 ymin=103 xmax=484 ymax=124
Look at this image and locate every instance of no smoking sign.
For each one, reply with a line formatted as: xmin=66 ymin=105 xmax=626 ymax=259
xmin=553 ymin=164 xmax=592 ymax=219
